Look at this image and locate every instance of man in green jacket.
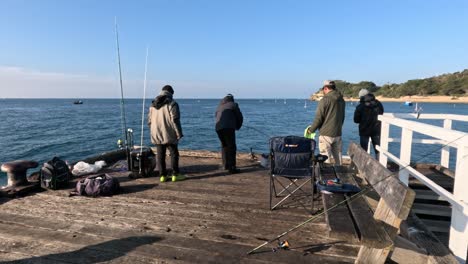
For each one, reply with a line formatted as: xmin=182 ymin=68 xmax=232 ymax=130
xmin=308 ymin=80 xmax=346 ymax=165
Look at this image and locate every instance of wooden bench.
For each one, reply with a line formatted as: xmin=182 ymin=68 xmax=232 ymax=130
xmin=321 ymin=142 xmax=416 ymax=263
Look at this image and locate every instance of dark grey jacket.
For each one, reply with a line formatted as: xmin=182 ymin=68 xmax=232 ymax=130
xmin=215 ymin=97 xmax=243 ymax=131
xmin=309 ymin=90 xmax=346 ymax=137
xmin=354 ymin=93 xmax=384 ymax=137
xmin=148 ymin=91 xmax=183 ymax=145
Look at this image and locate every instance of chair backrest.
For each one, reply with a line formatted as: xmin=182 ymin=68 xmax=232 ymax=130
xmin=270 ymin=136 xmax=315 ymax=177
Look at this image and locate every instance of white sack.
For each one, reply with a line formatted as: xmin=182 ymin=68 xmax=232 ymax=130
xmin=72 ymin=160 xmax=107 ymax=176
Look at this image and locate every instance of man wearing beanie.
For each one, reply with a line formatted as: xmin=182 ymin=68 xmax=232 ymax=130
xmin=148 ymin=85 xmax=185 ymax=182
xmin=307 ymin=80 xmax=346 ymax=165
xmin=215 ymin=94 xmax=243 ymax=174
xmin=354 ymin=88 xmax=384 ymax=159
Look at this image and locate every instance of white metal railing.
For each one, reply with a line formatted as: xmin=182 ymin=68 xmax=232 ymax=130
xmin=382 ymin=113 xmax=468 ymax=168
xmin=377 ymin=113 xmax=468 ymax=263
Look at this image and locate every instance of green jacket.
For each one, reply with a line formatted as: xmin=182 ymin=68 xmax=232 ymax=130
xmin=309 ymin=90 xmax=345 ymax=137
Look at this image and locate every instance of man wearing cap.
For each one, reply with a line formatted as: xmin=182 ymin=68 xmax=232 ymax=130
xmin=148 ymin=85 xmax=185 ymax=182
xmin=354 ymin=89 xmax=384 ymax=159
xmin=215 ymin=94 xmax=243 ymax=174
xmin=307 ymin=80 xmax=346 ymax=165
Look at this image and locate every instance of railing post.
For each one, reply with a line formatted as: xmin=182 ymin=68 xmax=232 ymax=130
xmin=441 ymin=119 xmax=452 ymax=168
xmin=399 ymin=127 xmax=413 ymax=185
xmin=450 ymin=142 xmax=468 ymax=263
xmin=379 ymin=119 xmax=390 ymax=167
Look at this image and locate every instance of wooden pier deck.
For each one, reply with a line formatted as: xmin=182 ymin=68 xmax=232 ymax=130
xmin=0 ymin=153 xmax=361 ymax=263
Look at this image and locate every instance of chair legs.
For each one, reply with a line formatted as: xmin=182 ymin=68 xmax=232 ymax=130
xmin=270 ymin=175 xmax=314 ymax=213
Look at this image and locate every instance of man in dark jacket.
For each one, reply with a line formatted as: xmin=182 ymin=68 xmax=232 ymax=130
xmin=353 ymin=89 xmax=384 ymax=159
xmin=148 ymin=85 xmax=185 ymax=182
xmin=215 ymin=94 xmax=243 ymax=174
xmin=308 ymin=80 xmax=346 ymax=165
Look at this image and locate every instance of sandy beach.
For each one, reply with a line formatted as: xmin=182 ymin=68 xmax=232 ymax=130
xmin=345 ymin=95 xmax=468 ymax=103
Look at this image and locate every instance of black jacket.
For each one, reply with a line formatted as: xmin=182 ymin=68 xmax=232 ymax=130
xmin=353 ymin=94 xmax=384 ymax=137
xmin=215 ymin=96 xmax=243 ymax=131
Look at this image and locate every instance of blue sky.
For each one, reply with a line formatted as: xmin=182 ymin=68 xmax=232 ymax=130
xmin=1 ymin=0 xmax=467 ymax=98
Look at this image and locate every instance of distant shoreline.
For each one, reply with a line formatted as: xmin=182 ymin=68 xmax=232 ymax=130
xmin=344 ymin=95 xmax=468 ymax=104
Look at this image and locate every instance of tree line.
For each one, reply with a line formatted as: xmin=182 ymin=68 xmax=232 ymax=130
xmin=316 ymin=69 xmax=468 ymax=98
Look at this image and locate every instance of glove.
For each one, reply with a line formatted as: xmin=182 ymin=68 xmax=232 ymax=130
xmin=304 ymin=126 xmax=316 ymax=139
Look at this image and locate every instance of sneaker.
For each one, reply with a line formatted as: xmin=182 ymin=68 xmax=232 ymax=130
xmin=171 ymin=174 xmax=186 ymax=182
xmin=160 ymin=176 xmax=167 ymax=182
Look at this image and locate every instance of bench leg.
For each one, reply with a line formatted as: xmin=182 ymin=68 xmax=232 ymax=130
xmin=355 ymin=245 xmax=392 ymax=264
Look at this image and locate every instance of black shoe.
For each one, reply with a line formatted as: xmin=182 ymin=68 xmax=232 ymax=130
xmin=228 ymin=168 xmax=241 ymax=174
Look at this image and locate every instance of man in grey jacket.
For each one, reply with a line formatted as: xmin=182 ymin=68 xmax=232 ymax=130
xmin=308 ymin=80 xmax=346 ymax=165
xmin=215 ymin=94 xmax=243 ymax=174
xmin=148 ymin=85 xmax=185 ymax=182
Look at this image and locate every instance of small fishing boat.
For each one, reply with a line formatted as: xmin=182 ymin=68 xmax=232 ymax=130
xmin=404 ymin=101 xmax=413 ymax=106
xmin=73 ymin=100 xmax=83 ymax=105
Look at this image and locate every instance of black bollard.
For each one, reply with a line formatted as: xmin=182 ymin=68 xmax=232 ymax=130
xmin=1 ymin=160 xmax=38 ymax=187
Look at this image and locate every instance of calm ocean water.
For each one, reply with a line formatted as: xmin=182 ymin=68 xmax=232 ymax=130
xmin=1 ymin=98 xmax=467 ymax=186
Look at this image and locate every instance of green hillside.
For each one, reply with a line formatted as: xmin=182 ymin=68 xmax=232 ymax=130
xmin=317 ymin=69 xmax=468 ymax=98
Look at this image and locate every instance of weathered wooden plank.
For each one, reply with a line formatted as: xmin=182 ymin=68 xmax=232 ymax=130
xmin=319 ymin=166 xmax=359 ymax=243
xmin=412 ymin=204 xmax=452 ymax=217
xmin=414 ymin=189 xmax=448 ymax=201
xmin=322 ymin=193 xmax=359 ymax=243
xmin=0 ymin=210 xmax=332 ymax=250
xmin=0 ymin=221 xmax=356 ymax=263
xmin=420 ymin=219 xmax=450 ymax=233
xmin=355 ymin=246 xmax=392 ymax=264
xmin=402 ymin=212 xmax=459 ymax=264
xmin=389 ymin=236 xmax=428 ymax=264
xmin=338 ymin=172 xmax=392 ymax=249
xmin=413 ymin=163 xmax=455 ymax=178
xmin=348 ymin=142 xmax=417 ymax=264
xmin=348 ymin=142 xmax=416 ymax=220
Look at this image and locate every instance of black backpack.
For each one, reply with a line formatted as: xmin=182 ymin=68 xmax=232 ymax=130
xmin=72 ymin=174 xmax=120 ymax=197
xmin=40 ymin=157 xmax=72 ymax=190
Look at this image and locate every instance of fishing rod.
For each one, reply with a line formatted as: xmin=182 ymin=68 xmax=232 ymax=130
xmin=247 ymin=132 xmax=468 ymax=255
xmin=243 ymin=125 xmax=272 ymax=138
xmin=139 ymin=46 xmax=149 ymax=174
xmin=114 ymin=17 xmax=130 ymax=167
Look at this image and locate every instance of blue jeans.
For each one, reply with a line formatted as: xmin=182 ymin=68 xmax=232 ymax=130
xmin=360 ymin=135 xmax=380 ymax=159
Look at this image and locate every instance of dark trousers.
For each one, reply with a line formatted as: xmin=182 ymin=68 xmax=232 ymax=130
xmin=216 ymin=129 xmax=237 ymax=170
xmin=360 ymin=135 xmax=381 ymax=159
xmin=156 ymin=144 xmax=179 ymax=176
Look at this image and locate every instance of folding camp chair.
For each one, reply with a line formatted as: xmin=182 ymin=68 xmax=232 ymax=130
xmin=269 ymin=136 xmax=317 ymax=212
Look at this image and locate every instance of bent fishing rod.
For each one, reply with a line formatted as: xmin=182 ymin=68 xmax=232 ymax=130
xmin=247 ymin=133 xmax=468 ymax=255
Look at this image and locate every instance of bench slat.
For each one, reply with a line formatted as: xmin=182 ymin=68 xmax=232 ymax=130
xmin=320 ymin=166 xmax=359 ymax=243
xmin=348 ymin=142 xmax=415 ymax=220
xmin=338 ymin=172 xmax=392 ymax=249
xmin=348 ymin=142 xmax=416 ymax=264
